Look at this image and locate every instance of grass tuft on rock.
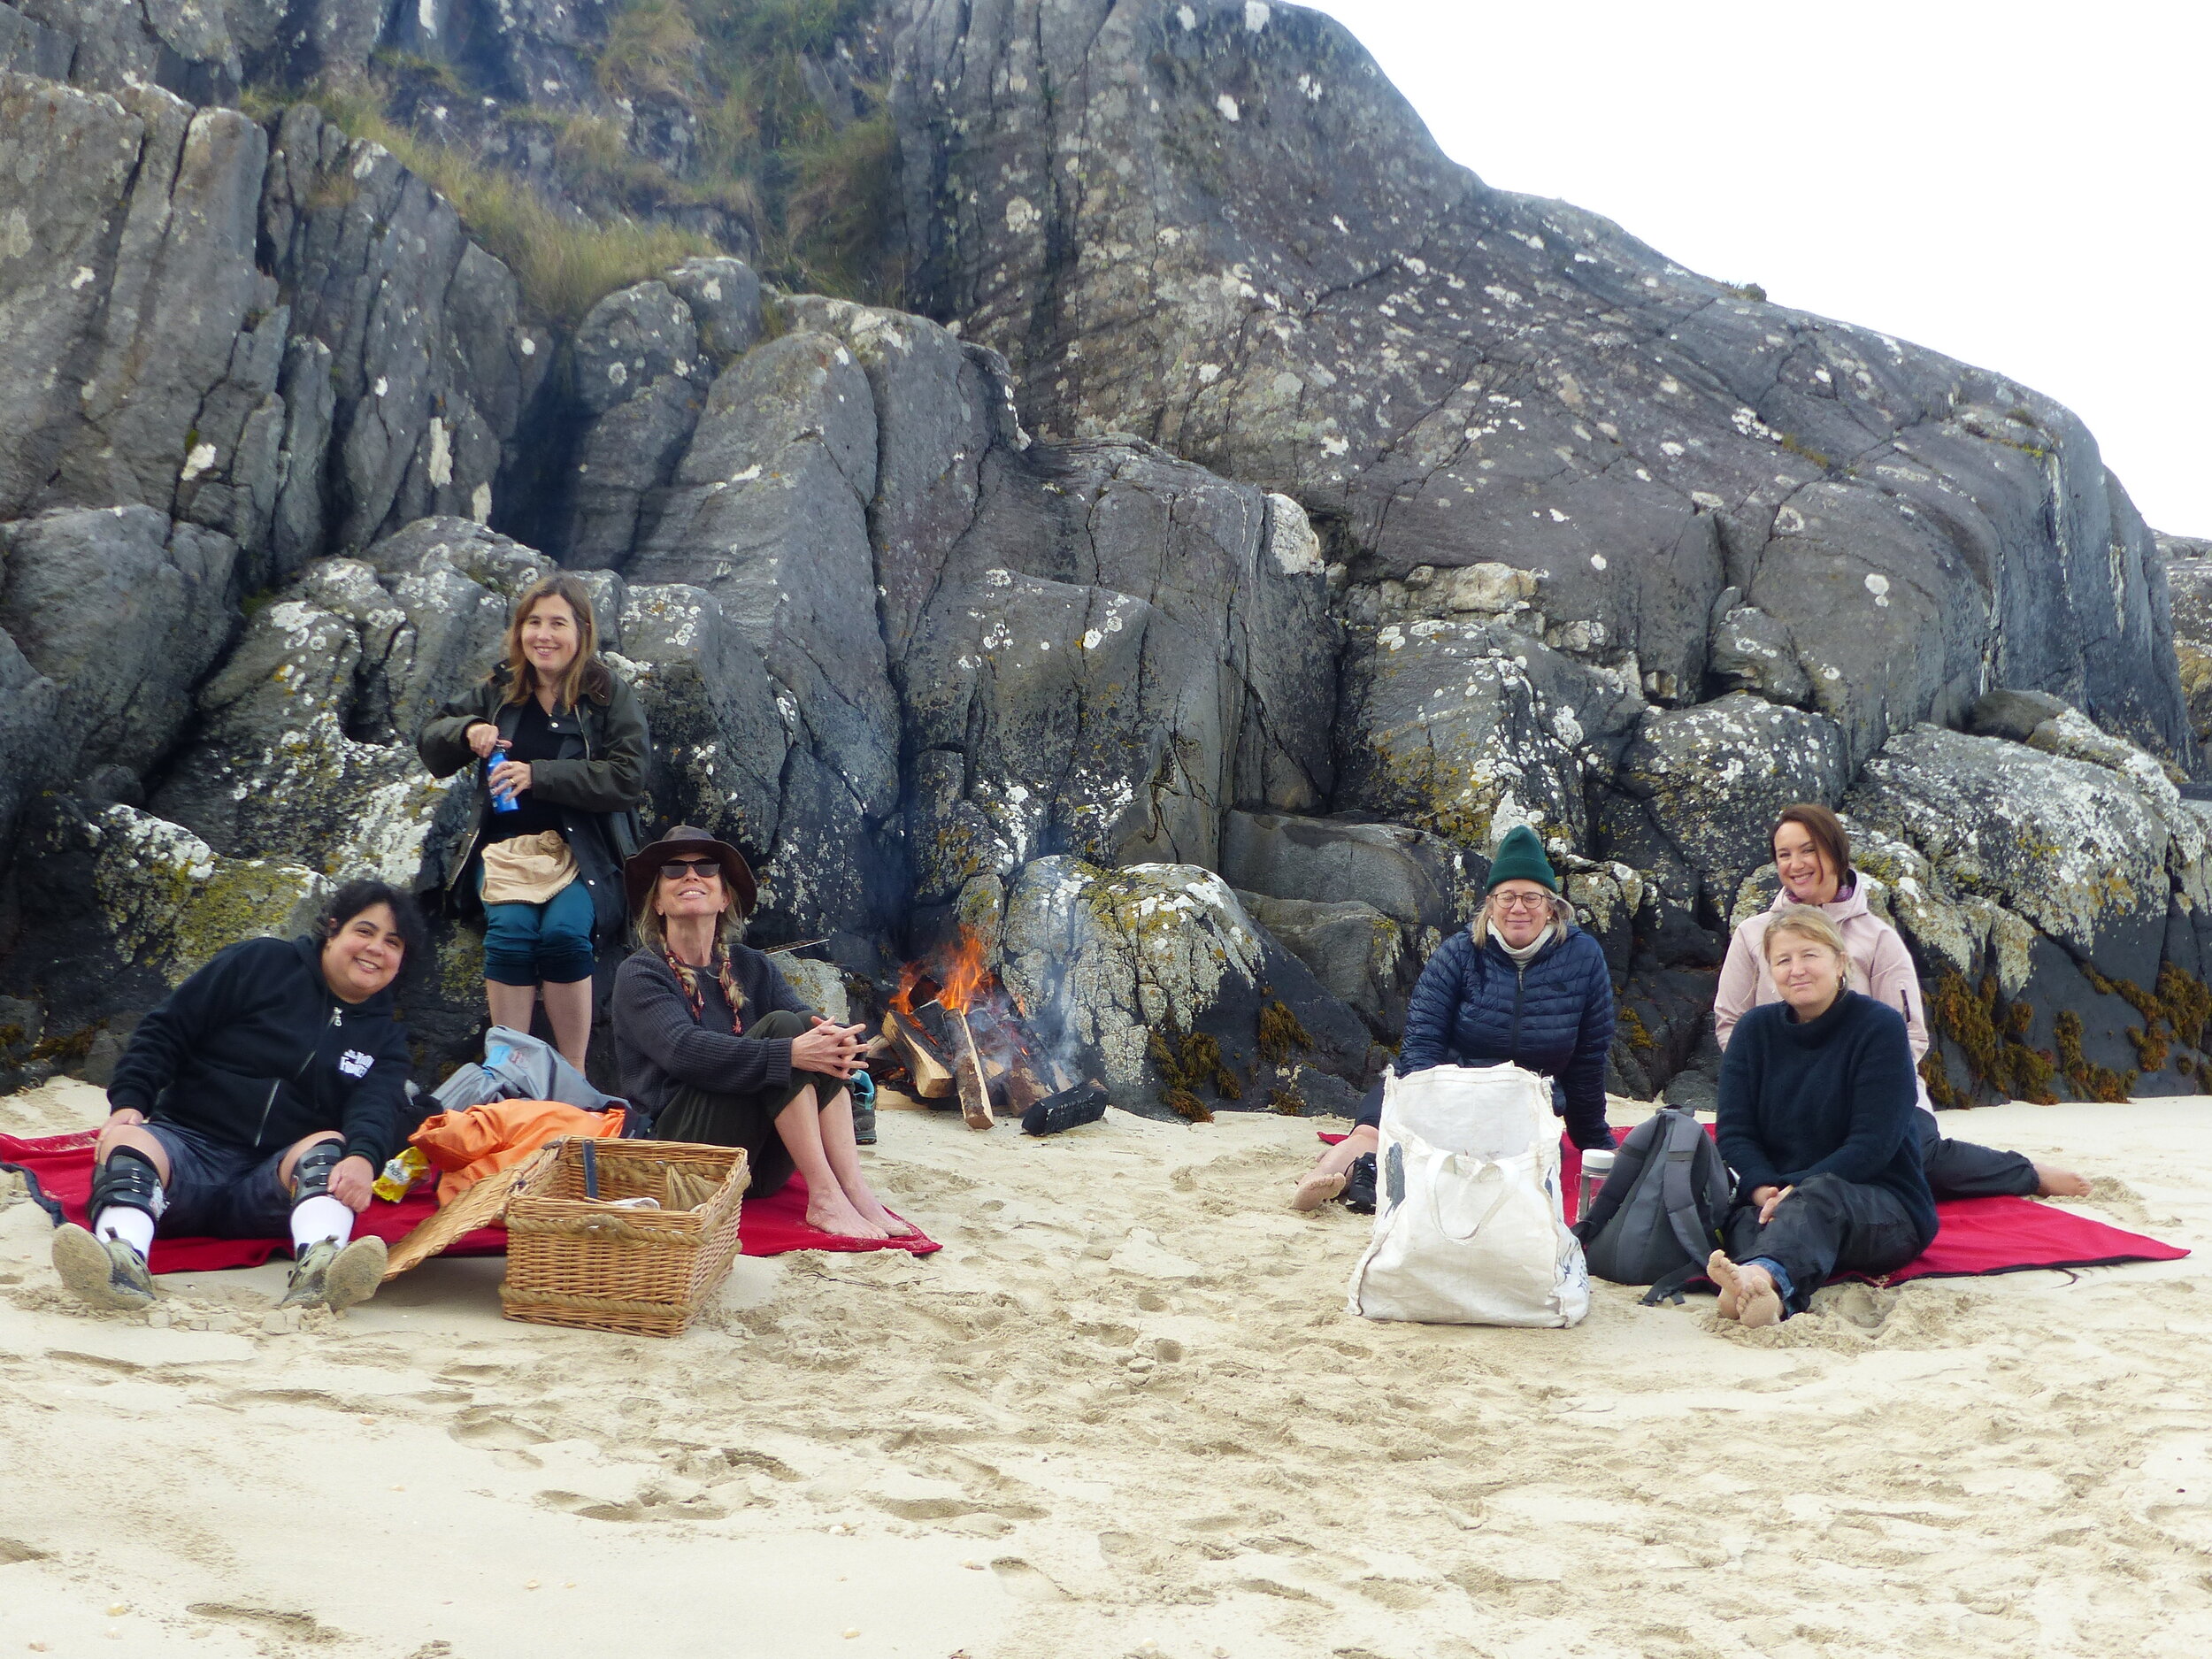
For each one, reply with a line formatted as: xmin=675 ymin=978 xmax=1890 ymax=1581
xmin=306 ymin=85 xmax=716 ymax=326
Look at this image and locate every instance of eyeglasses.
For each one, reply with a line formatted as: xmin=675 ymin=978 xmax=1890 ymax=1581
xmin=1490 ymin=893 xmax=1553 ymax=912
xmin=660 ymin=859 xmax=723 ymax=881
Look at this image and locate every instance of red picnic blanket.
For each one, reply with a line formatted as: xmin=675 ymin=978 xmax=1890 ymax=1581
xmin=1 ymin=1132 xmax=938 ymax=1271
xmin=1320 ymin=1131 xmax=2188 ymax=1283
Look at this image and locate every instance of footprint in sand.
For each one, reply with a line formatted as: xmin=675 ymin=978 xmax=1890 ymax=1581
xmin=188 ymin=1603 xmax=345 ymax=1642
xmin=448 ymin=1409 xmax=551 ymax=1449
xmin=988 ymin=1558 xmax=1069 ymax=1601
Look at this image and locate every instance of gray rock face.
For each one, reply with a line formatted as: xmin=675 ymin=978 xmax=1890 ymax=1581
xmin=632 ymin=330 xmax=898 ymax=818
xmin=895 ymin=0 xmax=2196 ymax=772
xmin=1333 ymin=610 xmax=1642 ymax=856
xmin=143 ymin=519 xmax=559 ymax=888
xmin=1607 ymin=693 xmax=1849 ymax=891
xmin=376 ymin=0 xmax=613 ymax=114
xmin=1965 ymin=688 xmax=2074 ymax=744
xmin=2160 ymin=534 xmax=2212 ymax=746
xmin=1219 ymin=810 xmax=1470 ymax=945
xmin=557 ymin=280 xmax=712 ymax=566
xmin=2 ymin=0 xmax=269 ymax=104
xmin=1706 ymin=588 xmax=1813 ymax=707
xmin=1847 ymin=725 xmax=2177 ymax=993
xmin=260 ymin=104 xmax=547 ymax=559
xmin=897 ymin=442 xmax=1336 ymax=907
xmin=6 ymin=796 xmax=326 ymax=1024
xmin=0 ymin=505 xmax=239 ymax=824
xmin=0 ymin=80 xmax=279 ymax=549
xmin=998 ymin=856 xmax=1375 ymax=1115
xmin=612 ymin=580 xmax=788 ymax=874
xmin=1235 ymin=888 xmax=1408 ymax=1040
xmin=664 ymin=257 xmax=763 ymax=360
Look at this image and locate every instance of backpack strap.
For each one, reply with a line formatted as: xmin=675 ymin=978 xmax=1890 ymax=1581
xmin=1656 ymin=1108 xmax=1718 ymax=1268
xmin=1569 ymin=1115 xmax=1655 ymax=1244
xmin=1640 ymin=1261 xmax=1704 ymax=1306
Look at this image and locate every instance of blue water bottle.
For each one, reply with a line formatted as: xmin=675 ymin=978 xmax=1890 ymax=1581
xmin=486 ymin=739 xmax=518 ymax=813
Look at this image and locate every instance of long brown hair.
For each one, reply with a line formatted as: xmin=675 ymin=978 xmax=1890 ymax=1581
xmin=497 ymin=573 xmax=611 ymax=710
xmin=1772 ymin=803 xmax=1851 ymax=889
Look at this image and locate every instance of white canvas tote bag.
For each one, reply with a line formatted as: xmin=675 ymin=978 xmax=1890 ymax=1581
xmin=1346 ymin=1063 xmax=1590 ymax=1327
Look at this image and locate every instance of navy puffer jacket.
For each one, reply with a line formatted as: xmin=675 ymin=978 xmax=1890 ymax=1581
xmin=1396 ymin=924 xmax=1617 ymax=1148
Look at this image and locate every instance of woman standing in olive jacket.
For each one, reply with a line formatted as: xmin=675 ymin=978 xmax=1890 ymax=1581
xmin=419 ymin=573 xmax=650 ymax=1071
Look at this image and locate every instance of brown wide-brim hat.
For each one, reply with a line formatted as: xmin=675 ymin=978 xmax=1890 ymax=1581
xmin=625 ymin=826 xmax=757 ymax=922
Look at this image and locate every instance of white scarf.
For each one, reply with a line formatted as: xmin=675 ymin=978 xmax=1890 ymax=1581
xmin=1486 ymin=919 xmax=1559 ymax=965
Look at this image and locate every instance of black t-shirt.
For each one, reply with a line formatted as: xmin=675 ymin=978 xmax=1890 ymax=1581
xmin=486 ymin=698 xmax=568 ymax=842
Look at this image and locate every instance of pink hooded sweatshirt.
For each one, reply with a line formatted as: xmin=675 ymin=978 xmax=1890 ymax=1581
xmin=1714 ymin=878 xmax=1935 ymax=1118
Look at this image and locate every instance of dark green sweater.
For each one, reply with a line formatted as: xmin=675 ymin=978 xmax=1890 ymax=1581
xmin=1717 ymin=990 xmax=1937 ymax=1247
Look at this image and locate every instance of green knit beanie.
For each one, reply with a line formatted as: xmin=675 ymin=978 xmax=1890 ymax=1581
xmin=1486 ymin=825 xmax=1559 ymax=893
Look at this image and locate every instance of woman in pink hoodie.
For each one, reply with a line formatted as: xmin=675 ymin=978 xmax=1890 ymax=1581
xmin=1715 ymin=804 xmax=2089 ymax=1200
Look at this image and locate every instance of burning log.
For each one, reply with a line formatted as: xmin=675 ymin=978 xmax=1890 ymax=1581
xmin=949 ymin=1007 xmax=995 ymax=1131
xmin=887 ymin=922 xmax=1073 ymax=1131
xmin=881 ymin=1008 xmax=954 ymax=1099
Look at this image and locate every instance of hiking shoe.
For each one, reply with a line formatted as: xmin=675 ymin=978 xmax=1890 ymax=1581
xmin=852 ymin=1094 xmax=878 ymax=1147
xmin=279 ymin=1236 xmax=388 ymax=1311
xmin=1340 ymin=1152 xmax=1379 ymax=1215
xmin=51 ymin=1222 xmax=157 ymax=1311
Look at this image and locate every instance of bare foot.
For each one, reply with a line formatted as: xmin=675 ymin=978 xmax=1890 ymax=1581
xmin=1708 ymin=1252 xmax=1784 ymax=1327
xmin=2034 ymin=1164 xmax=2092 ymax=1198
xmin=1707 ymin=1249 xmax=1741 ymax=1321
xmin=805 ymin=1192 xmax=890 ymax=1240
xmin=849 ymin=1189 xmax=918 ymax=1237
xmin=1292 ymin=1169 xmax=1348 ymax=1212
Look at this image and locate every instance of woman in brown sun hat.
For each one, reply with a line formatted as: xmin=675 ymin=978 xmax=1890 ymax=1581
xmin=609 ymin=827 xmax=913 ymax=1240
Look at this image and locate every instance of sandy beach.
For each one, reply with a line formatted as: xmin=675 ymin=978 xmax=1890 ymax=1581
xmin=4 ymin=1079 xmax=2209 ymax=1658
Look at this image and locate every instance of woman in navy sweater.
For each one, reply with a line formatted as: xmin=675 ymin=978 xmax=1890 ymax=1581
xmin=1709 ymin=904 xmax=1937 ymax=1325
xmin=1292 ymin=825 xmax=1616 ymax=1209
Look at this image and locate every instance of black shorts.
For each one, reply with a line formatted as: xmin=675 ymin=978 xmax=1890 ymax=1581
xmin=141 ymin=1120 xmax=296 ymax=1239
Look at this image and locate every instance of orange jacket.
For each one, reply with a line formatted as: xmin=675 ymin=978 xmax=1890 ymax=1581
xmin=411 ymin=1100 xmax=626 ymax=1205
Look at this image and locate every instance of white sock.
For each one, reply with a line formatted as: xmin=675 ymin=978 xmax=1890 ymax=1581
xmin=93 ymin=1206 xmax=155 ymax=1262
xmin=290 ymin=1195 xmax=355 ymax=1255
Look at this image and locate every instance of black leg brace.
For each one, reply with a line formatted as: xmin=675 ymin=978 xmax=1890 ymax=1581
xmin=90 ymin=1145 xmax=165 ymax=1224
xmin=288 ymin=1139 xmax=345 ymax=1204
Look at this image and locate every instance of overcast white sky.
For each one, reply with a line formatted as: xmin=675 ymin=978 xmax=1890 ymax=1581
xmin=1304 ymin=1 xmax=2211 ymax=537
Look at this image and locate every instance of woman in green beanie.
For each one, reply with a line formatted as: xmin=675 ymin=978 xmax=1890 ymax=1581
xmin=1294 ymin=825 xmax=1618 ymax=1209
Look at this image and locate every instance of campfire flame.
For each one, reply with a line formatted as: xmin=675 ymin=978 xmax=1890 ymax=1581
xmin=887 ymin=960 xmax=933 ymax=1017
xmin=878 ymin=926 xmax=1070 ymax=1119
xmin=935 ymin=925 xmax=993 ymax=1015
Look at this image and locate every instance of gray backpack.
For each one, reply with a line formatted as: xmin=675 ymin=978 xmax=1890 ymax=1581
xmin=1572 ymin=1105 xmax=1732 ymax=1303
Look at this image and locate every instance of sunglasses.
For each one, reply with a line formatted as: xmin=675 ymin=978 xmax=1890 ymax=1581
xmin=660 ymin=859 xmax=723 ymax=881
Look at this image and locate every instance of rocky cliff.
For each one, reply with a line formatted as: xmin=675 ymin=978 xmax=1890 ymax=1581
xmin=3 ymin=0 xmax=2208 ymax=1118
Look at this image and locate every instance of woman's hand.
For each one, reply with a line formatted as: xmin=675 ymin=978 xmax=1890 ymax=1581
xmin=489 ymin=758 xmax=533 ymax=796
xmin=1753 ymin=1184 xmax=1793 ymax=1225
xmin=791 ymin=1018 xmax=869 ymax=1079
xmin=330 ymin=1156 xmax=377 ymax=1212
xmin=465 ymin=722 xmax=503 ymax=760
xmin=106 ymin=1108 xmax=146 ymax=1128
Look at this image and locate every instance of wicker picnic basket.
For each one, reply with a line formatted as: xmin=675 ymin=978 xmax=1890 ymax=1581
xmin=499 ymin=1137 xmax=749 ymax=1337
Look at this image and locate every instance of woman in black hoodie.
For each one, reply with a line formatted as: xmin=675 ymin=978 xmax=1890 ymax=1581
xmin=1709 ymin=904 xmax=1937 ymax=1326
xmin=50 ymin=880 xmax=423 ymax=1314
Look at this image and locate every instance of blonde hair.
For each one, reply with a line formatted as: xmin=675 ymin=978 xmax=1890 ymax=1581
xmin=1761 ymin=902 xmax=1867 ymax=995
xmin=1470 ymin=887 xmax=1572 ymax=949
xmin=497 ymin=573 xmax=611 ymax=711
